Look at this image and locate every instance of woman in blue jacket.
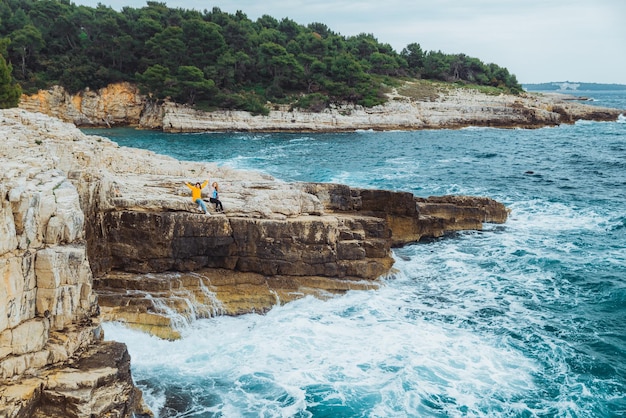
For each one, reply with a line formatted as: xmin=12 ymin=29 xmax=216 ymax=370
xmin=209 ymin=182 xmax=224 ymax=212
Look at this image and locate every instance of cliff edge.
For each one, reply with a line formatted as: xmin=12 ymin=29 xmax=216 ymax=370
xmin=0 ymin=111 xmax=150 ymax=417
xmin=1 ymin=109 xmax=508 ymax=415
xmin=18 ymin=81 xmax=624 ymax=132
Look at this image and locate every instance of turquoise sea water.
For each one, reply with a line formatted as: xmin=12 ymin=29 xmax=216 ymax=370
xmin=90 ymin=91 xmax=626 ymax=417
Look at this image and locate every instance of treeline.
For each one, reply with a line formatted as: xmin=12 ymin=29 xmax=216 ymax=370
xmin=0 ymin=0 xmax=522 ymax=113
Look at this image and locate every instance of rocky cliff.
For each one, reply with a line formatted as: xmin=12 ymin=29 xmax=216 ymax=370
xmin=19 ymin=82 xmax=624 ymax=132
xmin=0 ymin=110 xmax=150 ymax=417
xmin=1 ymin=109 xmax=508 ymax=414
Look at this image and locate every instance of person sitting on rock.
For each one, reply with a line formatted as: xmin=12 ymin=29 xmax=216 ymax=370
xmin=208 ymin=181 xmax=224 ymax=212
xmin=185 ymin=180 xmax=209 ymax=214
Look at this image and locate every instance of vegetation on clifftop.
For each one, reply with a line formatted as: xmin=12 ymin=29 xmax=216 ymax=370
xmin=0 ymin=0 xmax=522 ymax=113
xmin=0 ymin=38 xmax=21 ymax=108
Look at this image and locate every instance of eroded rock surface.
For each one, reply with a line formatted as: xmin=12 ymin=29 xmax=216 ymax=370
xmin=1 ymin=110 xmax=150 ymax=417
xmin=19 ymin=82 xmax=624 ymax=132
xmin=2 ymin=108 xmax=508 ymax=414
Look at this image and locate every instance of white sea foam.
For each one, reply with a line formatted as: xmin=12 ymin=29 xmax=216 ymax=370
xmin=507 ymin=200 xmax=611 ymax=234
xmin=104 ymin=273 xmax=541 ymax=417
xmin=97 ymin=104 xmax=626 ymax=416
xmin=288 ymin=136 xmax=314 ymax=142
xmin=236 ymin=133 xmax=271 ymax=141
xmin=460 ymin=126 xmax=490 ymax=131
xmin=328 ymin=171 xmax=354 ymax=185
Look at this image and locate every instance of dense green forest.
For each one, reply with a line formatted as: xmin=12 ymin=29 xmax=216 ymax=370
xmin=0 ymin=0 xmax=522 ymax=113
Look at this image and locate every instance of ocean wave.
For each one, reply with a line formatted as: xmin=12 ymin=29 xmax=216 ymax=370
xmin=288 ymin=136 xmax=314 ymax=142
xmin=460 ymin=125 xmax=490 ymax=131
xmin=104 ymin=279 xmax=542 ymax=417
xmin=603 ymin=215 xmax=626 ymax=232
xmin=506 ymin=200 xmax=611 ymax=233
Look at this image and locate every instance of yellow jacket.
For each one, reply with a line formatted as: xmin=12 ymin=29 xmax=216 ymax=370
xmin=185 ymin=180 xmax=208 ymax=201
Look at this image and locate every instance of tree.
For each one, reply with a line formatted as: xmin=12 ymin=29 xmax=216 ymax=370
xmin=369 ymin=52 xmax=401 ymax=76
xmin=347 ymin=33 xmax=379 ymax=61
xmin=401 ymin=43 xmax=425 ymax=74
xmin=0 ymin=52 xmax=22 ymax=108
xmin=145 ymin=26 xmax=186 ymax=69
xmin=136 ymin=64 xmax=171 ymax=99
xmin=181 ymin=19 xmax=225 ymax=65
xmin=329 ymin=53 xmax=367 ymax=87
xmin=171 ymin=65 xmax=216 ymax=105
xmin=258 ymin=42 xmax=304 ymax=90
xmin=9 ymin=24 xmax=44 ymax=78
xmin=422 ymin=51 xmax=449 ymax=80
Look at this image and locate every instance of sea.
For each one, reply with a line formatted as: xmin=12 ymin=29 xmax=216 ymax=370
xmin=85 ymin=90 xmax=626 ymax=417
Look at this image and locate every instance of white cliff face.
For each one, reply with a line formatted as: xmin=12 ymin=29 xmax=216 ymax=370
xmin=0 ymin=112 xmax=92 ymax=379
xmin=1 ymin=112 xmax=96 ymax=349
xmin=0 ymin=110 xmax=147 ymax=417
xmin=19 ymin=81 xmax=624 ymax=132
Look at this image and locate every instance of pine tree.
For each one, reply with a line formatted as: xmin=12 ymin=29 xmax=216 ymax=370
xmin=0 ymin=53 xmax=21 ymax=109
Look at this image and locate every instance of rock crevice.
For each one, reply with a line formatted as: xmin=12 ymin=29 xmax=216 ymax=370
xmin=1 ymin=110 xmax=150 ymax=417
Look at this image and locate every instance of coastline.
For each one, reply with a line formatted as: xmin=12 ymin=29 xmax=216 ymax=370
xmin=1 ymin=108 xmax=508 ymax=416
xmin=18 ymin=81 xmax=625 ymax=133
xmin=3 ymin=82 xmax=624 ymax=416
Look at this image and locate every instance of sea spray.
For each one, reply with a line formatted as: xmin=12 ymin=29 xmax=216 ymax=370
xmin=97 ymin=90 xmax=626 ymax=417
xmin=104 ymin=281 xmax=540 ymax=417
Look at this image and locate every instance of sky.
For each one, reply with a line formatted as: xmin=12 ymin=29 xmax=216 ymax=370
xmin=73 ymin=0 xmax=626 ymax=85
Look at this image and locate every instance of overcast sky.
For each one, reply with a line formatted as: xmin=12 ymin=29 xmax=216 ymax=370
xmin=73 ymin=0 xmax=626 ymax=85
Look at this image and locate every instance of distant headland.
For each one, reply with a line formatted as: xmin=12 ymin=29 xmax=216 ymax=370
xmin=18 ymin=81 xmax=625 ymax=133
xmin=523 ymin=82 xmax=626 ymax=92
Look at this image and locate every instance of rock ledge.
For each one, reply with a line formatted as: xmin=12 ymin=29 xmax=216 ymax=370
xmin=19 ymin=82 xmax=625 ymax=132
xmin=2 ymin=109 xmax=508 ymax=415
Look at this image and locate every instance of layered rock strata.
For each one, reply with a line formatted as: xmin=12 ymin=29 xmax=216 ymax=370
xmin=0 ymin=110 xmax=149 ymax=417
xmin=19 ymin=82 xmax=624 ymax=132
xmin=1 ymin=108 xmax=508 ymax=414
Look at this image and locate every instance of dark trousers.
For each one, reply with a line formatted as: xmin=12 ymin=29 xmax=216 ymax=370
xmin=209 ymin=197 xmax=223 ymax=211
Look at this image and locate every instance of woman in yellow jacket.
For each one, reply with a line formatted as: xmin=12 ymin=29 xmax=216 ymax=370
xmin=185 ymin=180 xmax=209 ymax=214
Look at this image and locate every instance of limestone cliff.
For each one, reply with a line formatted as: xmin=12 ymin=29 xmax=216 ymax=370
xmin=19 ymin=82 xmax=624 ymax=132
xmin=0 ymin=110 xmax=149 ymax=417
xmin=1 ymin=109 xmax=508 ymax=415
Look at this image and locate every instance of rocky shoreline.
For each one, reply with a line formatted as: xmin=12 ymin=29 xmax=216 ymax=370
xmin=1 ymin=108 xmax=512 ymax=416
xmin=5 ymin=79 xmax=623 ymax=416
xmin=0 ymin=111 xmax=151 ymax=417
xmin=18 ymin=82 xmax=625 ymax=132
